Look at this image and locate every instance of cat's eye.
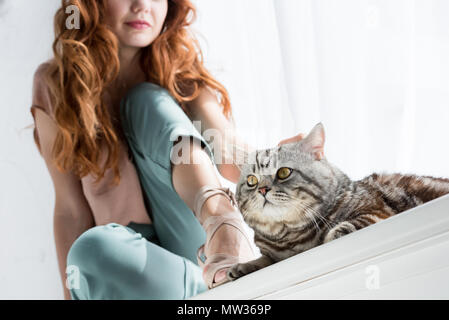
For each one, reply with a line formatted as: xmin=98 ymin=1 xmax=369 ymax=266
xmin=277 ymin=167 xmax=292 ymax=180
xmin=247 ymin=175 xmax=258 ymax=187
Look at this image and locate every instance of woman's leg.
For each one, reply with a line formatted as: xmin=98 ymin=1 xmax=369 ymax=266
xmin=66 ymin=223 xmax=207 ymax=300
xmin=119 ymin=82 xmax=211 ymax=264
xmin=120 ymin=82 xmax=254 ymax=284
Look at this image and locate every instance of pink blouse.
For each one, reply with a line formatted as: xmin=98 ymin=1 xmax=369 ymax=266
xmin=30 ymin=62 xmax=152 ymax=226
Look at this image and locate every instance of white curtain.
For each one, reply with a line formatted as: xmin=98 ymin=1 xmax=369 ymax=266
xmin=193 ymin=0 xmax=449 ymax=181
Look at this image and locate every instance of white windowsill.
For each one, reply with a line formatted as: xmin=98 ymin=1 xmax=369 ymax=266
xmin=190 ymin=194 xmax=449 ymax=299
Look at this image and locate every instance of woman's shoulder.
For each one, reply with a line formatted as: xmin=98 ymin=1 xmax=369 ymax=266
xmin=34 ymin=58 xmax=55 ymax=82
xmin=31 ymin=59 xmax=55 ymax=117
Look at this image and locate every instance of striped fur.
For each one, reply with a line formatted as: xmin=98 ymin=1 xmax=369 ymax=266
xmin=227 ymin=124 xmax=449 ymax=281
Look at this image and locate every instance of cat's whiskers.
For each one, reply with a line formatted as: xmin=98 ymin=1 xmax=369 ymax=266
xmin=305 ymin=210 xmax=320 ymax=233
xmin=315 ymin=213 xmax=335 ymax=230
xmin=273 ymin=193 xmax=290 ymax=203
xmin=301 ymin=202 xmax=335 ymax=230
xmin=297 ymin=201 xmax=335 ymax=232
xmin=298 ymin=203 xmax=320 ymax=233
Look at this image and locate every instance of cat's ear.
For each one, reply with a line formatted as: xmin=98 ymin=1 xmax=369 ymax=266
xmin=300 ymin=123 xmax=325 ymax=160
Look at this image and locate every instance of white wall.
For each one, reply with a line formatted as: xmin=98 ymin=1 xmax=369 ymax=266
xmin=0 ymin=0 xmax=61 ymax=299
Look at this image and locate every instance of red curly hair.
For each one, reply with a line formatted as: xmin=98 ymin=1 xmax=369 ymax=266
xmin=34 ymin=0 xmax=232 ymax=188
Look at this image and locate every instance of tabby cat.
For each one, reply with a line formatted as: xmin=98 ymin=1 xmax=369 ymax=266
xmin=227 ymin=123 xmax=449 ymax=281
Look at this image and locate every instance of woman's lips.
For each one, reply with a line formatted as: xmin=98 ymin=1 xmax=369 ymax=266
xmin=125 ymin=21 xmax=151 ymax=30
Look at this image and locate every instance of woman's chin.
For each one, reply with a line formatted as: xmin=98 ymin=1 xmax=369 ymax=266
xmin=118 ymin=36 xmax=157 ymax=50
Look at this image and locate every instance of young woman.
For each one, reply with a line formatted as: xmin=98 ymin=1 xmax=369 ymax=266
xmin=31 ymin=0 xmax=303 ymax=300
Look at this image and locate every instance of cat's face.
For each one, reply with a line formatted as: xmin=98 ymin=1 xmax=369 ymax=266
xmin=235 ymin=123 xmax=339 ymax=230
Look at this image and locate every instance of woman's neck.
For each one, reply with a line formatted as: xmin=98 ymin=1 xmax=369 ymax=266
xmin=109 ymin=46 xmax=147 ymax=94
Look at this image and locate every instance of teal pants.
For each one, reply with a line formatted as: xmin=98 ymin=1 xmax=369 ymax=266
xmin=66 ymin=82 xmax=217 ymax=300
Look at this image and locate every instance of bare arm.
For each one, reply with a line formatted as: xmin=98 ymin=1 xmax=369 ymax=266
xmin=32 ymin=65 xmax=96 ymax=299
xmin=34 ymin=108 xmax=96 ymax=300
xmin=185 ymin=86 xmax=256 ymax=184
xmin=218 ymin=133 xmax=255 ymax=184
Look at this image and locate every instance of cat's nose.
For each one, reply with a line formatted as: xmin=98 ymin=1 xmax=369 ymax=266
xmin=259 ymin=186 xmax=271 ymax=196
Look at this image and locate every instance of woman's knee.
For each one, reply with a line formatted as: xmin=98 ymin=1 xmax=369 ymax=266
xmin=66 ymin=223 xmax=146 ymax=276
xmin=67 ymin=224 xmax=111 ymax=273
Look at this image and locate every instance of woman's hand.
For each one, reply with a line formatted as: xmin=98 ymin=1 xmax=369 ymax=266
xmin=277 ymin=133 xmax=305 ymax=147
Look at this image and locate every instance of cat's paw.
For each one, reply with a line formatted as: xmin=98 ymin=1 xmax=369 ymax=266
xmin=324 ymin=221 xmax=356 ymax=243
xmin=226 ymin=262 xmax=260 ymax=281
